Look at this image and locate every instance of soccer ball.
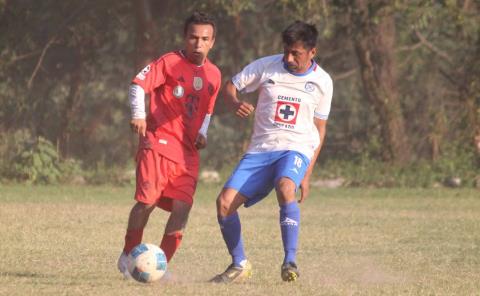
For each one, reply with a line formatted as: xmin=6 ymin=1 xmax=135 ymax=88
xmin=127 ymin=243 xmax=167 ymax=283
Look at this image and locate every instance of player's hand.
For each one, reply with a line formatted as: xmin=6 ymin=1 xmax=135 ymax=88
xmin=299 ymin=177 xmax=310 ymax=203
xmin=130 ymin=119 xmax=146 ymax=137
xmin=234 ymin=100 xmax=254 ymax=118
xmin=195 ymin=134 xmax=207 ymax=150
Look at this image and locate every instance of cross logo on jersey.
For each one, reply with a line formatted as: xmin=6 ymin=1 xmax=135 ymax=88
xmin=275 ymin=102 xmax=299 ymax=124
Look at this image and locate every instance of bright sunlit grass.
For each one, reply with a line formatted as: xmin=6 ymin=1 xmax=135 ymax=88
xmin=0 ymin=184 xmax=479 ymax=295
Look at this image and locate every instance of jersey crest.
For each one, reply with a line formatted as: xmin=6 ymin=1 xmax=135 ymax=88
xmin=304 ymin=82 xmax=315 ymax=92
xmin=193 ymin=77 xmax=203 ymax=90
xmin=275 ymin=101 xmax=299 ymax=124
xmin=173 ymin=85 xmax=184 ymax=98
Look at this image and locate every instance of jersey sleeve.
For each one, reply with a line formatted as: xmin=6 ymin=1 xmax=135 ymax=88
xmin=207 ymin=71 xmax=221 ymax=114
xmin=231 ymin=58 xmax=266 ymax=93
xmin=314 ymin=75 xmax=333 ymax=120
xmin=132 ymin=58 xmax=167 ymax=93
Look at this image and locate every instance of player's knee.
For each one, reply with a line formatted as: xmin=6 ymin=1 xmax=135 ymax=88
xmin=132 ymin=201 xmax=155 ymax=215
xmin=276 ymin=178 xmax=296 ymax=202
xmin=171 ymin=200 xmax=192 ymax=219
xmin=172 ymin=199 xmax=192 ymax=211
xmin=276 ymin=178 xmax=296 ymax=193
xmin=216 ymin=192 xmax=233 ymax=217
xmin=216 ymin=195 xmax=228 ymax=217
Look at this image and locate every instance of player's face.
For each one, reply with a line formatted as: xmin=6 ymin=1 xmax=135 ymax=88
xmin=283 ymin=41 xmax=316 ymax=74
xmin=184 ymin=24 xmax=215 ymax=65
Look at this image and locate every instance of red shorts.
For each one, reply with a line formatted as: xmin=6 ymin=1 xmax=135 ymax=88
xmin=134 ymin=149 xmax=199 ymax=212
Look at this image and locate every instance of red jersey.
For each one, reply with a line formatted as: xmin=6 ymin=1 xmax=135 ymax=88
xmin=132 ymin=51 xmax=221 ymax=166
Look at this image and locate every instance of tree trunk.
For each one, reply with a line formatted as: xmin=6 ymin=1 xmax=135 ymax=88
xmin=134 ymin=0 xmax=157 ymax=70
xmin=351 ymin=1 xmax=412 ymax=164
xmin=58 ymin=50 xmax=82 ymax=159
xmin=464 ymin=38 xmax=480 ymax=157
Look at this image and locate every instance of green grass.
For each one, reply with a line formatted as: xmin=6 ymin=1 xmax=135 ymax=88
xmin=0 ymin=184 xmax=479 ymax=295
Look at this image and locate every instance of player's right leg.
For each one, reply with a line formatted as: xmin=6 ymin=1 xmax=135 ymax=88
xmin=210 ymin=188 xmax=252 ymax=283
xmin=118 ymin=201 xmax=156 ymax=277
xmin=118 ymin=149 xmax=165 ymax=278
xmin=210 ymin=153 xmax=276 ymax=283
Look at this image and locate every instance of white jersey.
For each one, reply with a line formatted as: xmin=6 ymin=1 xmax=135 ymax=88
xmin=232 ymin=54 xmax=333 ymax=160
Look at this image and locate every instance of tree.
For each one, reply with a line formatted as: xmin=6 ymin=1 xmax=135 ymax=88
xmin=347 ymin=1 xmax=412 ymax=164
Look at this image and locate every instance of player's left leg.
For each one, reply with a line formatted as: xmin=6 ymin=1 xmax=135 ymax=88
xmin=160 ymin=160 xmax=198 ymax=263
xmin=124 ymin=202 xmax=156 ymax=253
xmin=276 ymin=177 xmax=301 ymax=282
xmin=274 ymin=151 xmax=310 ymax=282
xmin=160 ymin=199 xmax=192 ymax=262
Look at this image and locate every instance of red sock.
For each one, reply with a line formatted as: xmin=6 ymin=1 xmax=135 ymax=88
xmin=123 ymin=228 xmax=144 ymax=254
xmin=160 ymin=232 xmax=183 ymax=262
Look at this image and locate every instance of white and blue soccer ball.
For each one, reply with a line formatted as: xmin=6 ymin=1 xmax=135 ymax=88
xmin=127 ymin=243 xmax=167 ymax=283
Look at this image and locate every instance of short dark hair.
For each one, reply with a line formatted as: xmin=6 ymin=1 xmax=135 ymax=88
xmin=282 ymin=21 xmax=318 ymax=49
xmin=184 ymin=12 xmax=216 ymax=37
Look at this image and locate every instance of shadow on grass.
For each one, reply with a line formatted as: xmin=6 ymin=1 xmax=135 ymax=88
xmin=0 ymin=271 xmax=54 ymax=279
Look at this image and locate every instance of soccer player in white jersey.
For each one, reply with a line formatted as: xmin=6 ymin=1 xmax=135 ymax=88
xmin=210 ymin=21 xmax=333 ymax=283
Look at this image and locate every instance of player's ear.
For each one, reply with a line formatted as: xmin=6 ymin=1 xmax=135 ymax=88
xmin=210 ymin=36 xmax=215 ymax=49
xmin=310 ymin=47 xmax=317 ymax=58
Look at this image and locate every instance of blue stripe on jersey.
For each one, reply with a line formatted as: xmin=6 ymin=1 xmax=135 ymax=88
xmin=314 ymin=112 xmax=329 ymax=120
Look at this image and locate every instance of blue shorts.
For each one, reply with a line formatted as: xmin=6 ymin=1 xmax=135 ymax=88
xmin=224 ymin=150 xmax=310 ymax=207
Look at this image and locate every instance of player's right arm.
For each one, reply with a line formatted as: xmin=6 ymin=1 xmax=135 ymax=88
xmin=223 ymin=80 xmax=254 ymax=118
xmin=129 ymin=57 xmax=168 ymax=136
xmin=129 ymin=83 xmax=147 ymax=136
xmin=224 ymin=56 xmax=274 ymax=118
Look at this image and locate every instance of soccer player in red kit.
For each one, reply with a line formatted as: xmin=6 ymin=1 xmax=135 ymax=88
xmin=117 ymin=12 xmax=221 ymax=278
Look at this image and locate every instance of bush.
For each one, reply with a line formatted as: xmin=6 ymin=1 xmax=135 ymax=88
xmin=1 ymin=131 xmax=82 ymax=184
xmin=317 ymin=143 xmax=478 ymax=188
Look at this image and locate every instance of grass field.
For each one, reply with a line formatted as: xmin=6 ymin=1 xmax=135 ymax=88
xmin=0 ymin=184 xmax=479 ymax=295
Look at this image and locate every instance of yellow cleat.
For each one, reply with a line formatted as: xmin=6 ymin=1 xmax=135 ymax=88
xmin=210 ymin=260 xmax=252 ymax=283
xmin=281 ymin=262 xmax=299 ymax=282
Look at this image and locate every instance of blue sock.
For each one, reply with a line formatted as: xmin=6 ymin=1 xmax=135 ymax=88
xmin=279 ymin=201 xmax=300 ymax=264
xmin=218 ymin=212 xmax=246 ymax=267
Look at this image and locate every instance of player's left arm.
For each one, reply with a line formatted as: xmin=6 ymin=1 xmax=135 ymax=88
xmin=195 ymin=114 xmax=210 ymax=149
xmin=195 ymin=72 xmax=221 ymax=150
xmin=299 ymin=118 xmax=327 ymax=203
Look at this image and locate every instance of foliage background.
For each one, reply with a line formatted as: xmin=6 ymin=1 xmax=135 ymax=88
xmin=0 ymin=0 xmax=478 ymax=186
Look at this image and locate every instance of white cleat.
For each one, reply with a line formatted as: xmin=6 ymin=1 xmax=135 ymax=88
xmin=117 ymin=251 xmax=131 ymax=279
